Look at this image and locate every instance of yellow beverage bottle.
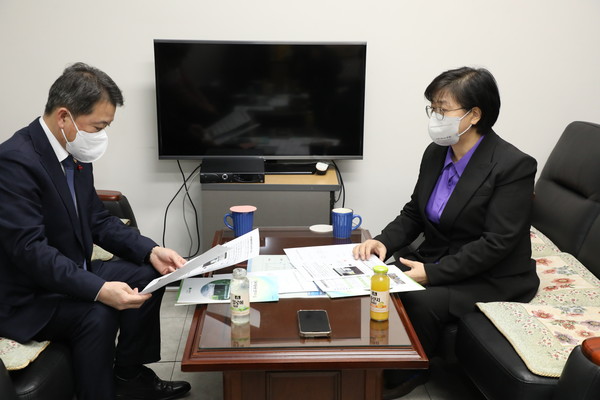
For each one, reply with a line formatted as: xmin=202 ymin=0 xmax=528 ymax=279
xmin=370 ymin=265 xmax=390 ymax=321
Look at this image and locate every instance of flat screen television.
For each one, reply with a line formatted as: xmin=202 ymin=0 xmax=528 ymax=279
xmin=153 ymin=40 xmax=367 ymax=162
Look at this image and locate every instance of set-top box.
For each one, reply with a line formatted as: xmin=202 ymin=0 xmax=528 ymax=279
xmin=200 ymin=157 xmax=265 ymax=183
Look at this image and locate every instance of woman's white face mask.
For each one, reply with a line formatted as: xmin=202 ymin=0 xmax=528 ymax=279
xmin=60 ymin=111 xmax=108 ymax=163
xmin=428 ymin=109 xmax=472 ymax=146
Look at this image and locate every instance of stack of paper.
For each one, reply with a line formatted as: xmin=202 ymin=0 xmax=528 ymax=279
xmin=284 ymin=244 xmax=424 ymax=298
xmin=247 ymin=255 xmax=327 ymax=298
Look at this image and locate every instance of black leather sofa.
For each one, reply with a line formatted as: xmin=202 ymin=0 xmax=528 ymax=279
xmin=0 ymin=190 xmax=138 ymax=400
xmin=456 ymin=121 xmax=600 ymax=399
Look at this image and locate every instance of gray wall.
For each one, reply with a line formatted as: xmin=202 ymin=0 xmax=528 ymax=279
xmin=1 ymin=0 xmax=599 ymax=256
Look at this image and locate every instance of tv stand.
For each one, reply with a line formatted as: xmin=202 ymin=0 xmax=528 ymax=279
xmin=199 ymin=169 xmax=340 ymax=251
xmin=264 ymin=161 xmax=316 ymax=175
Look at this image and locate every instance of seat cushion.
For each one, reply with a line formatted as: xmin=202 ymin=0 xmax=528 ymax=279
xmin=457 ymin=312 xmax=557 ymax=400
xmin=0 ymin=339 xmax=49 ymax=371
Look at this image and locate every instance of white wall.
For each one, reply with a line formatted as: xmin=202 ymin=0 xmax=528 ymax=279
xmin=1 ymin=0 xmax=599 ymax=256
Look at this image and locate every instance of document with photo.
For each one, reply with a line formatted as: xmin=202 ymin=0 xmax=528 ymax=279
xmin=284 ymin=243 xmax=424 ymax=298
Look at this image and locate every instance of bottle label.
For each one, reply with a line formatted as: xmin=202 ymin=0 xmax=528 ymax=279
xmin=370 ymin=290 xmax=389 ymax=314
xmin=231 ymin=292 xmax=250 ymax=316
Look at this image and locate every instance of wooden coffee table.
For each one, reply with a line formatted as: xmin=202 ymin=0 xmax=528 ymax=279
xmin=181 ymin=227 xmax=428 ymax=400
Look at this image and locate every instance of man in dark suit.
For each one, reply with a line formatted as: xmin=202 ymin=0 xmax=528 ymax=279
xmin=354 ymin=67 xmax=539 ymax=399
xmin=0 ymin=63 xmax=191 ymax=399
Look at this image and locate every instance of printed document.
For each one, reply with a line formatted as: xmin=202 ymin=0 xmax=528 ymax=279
xmin=284 ymin=243 xmax=424 ymax=298
xmin=248 ymin=255 xmax=325 ymax=297
xmin=141 ymin=229 xmax=260 ymax=294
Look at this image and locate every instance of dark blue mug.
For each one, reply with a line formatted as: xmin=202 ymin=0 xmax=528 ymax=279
xmin=331 ymin=208 xmax=362 ymax=239
xmin=224 ymin=205 xmax=257 ymax=237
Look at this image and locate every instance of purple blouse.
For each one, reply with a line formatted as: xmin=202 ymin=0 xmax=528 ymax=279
xmin=425 ymin=136 xmax=485 ymax=224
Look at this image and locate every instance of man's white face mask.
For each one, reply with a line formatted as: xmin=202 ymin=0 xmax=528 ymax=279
xmin=61 ymin=111 xmax=108 ymax=163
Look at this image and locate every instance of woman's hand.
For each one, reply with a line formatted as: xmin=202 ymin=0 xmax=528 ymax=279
xmin=399 ymin=257 xmax=429 ymax=285
xmin=352 ymin=239 xmax=387 ymax=261
xmin=148 ymin=246 xmax=187 ymax=275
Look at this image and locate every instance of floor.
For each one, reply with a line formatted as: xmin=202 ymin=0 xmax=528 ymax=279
xmin=151 ymin=289 xmax=487 ymax=400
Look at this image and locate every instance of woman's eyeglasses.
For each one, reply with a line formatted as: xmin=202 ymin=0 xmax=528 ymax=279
xmin=425 ymin=105 xmax=465 ymax=120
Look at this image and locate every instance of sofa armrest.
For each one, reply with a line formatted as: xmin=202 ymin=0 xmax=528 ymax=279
xmin=582 ymin=337 xmax=600 ymax=365
xmin=0 ymin=358 xmax=18 ymax=400
xmin=553 ymin=338 xmax=600 ymax=400
xmin=96 ymin=189 xmax=123 ymax=202
xmin=96 ymin=189 xmax=138 ymax=228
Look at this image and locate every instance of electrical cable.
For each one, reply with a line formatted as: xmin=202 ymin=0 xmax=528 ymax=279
xmin=176 ymin=161 xmax=201 ymax=258
xmin=181 ymin=193 xmax=194 ymax=257
xmin=332 ymin=161 xmax=345 ymax=208
xmin=178 ymin=165 xmax=196 ymax=257
xmin=161 ymin=162 xmax=201 ymax=258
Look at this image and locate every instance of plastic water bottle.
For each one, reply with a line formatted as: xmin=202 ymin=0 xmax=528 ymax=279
xmin=230 ymin=268 xmax=250 ymax=324
xmin=370 ymin=265 xmax=390 ymax=321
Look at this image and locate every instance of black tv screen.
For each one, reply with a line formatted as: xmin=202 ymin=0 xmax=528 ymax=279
xmin=153 ymin=40 xmax=366 ymax=160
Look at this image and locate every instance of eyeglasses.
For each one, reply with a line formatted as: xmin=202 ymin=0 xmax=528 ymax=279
xmin=425 ymin=105 xmax=465 ymax=120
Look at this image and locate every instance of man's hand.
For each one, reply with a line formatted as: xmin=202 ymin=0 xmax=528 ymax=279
xmin=148 ymin=246 xmax=187 ymax=275
xmin=97 ymin=281 xmax=152 ymax=310
xmin=399 ymin=257 xmax=429 ymax=285
xmin=352 ymin=239 xmax=387 ymax=261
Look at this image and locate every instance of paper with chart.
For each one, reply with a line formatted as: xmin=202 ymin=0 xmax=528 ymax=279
xmin=247 ymin=255 xmax=326 ymax=298
xmin=140 ymin=229 xmax=260 ymax=294
xmin=284 ymin=243 xmax=424 ymax=298
xmin=248 ymin=254 xmax=327 ymax=298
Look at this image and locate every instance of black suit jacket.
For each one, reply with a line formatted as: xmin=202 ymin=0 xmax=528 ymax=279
xmin=376 ymin=130 xmax=539 ymax=316
xmin=0 ymin=119 xmax=157 ymax=342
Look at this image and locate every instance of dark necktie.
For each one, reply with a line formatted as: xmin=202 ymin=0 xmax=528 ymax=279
xmin=61 ymin=157 xmax=78 ymax=214
xmin=62 ymin=157 xmax=87 ymax=270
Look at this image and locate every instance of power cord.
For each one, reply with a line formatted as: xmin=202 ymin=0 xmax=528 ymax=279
xmin=161 ymin=161 xmax=201 ymax=258
xmin=332 ymin=161 xmax=345 ymax=208
xmin=177 ymin=161 xmax=202 ymax=258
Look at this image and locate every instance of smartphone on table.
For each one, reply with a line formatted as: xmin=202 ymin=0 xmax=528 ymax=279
xmin=297 ymin=309 xmax=332 ymax=338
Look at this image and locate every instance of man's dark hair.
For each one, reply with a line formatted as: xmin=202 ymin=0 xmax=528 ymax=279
xmin=44 ymin=62 xmax=124 ymax=117
xmin=424 ymin=66 xmax=501 ymax=134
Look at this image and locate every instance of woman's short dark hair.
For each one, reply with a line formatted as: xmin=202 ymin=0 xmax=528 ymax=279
xmin=424 ymin=67 xmax=500 ymax=133
xmin=44 ymin=62 xmax=124 ymax=117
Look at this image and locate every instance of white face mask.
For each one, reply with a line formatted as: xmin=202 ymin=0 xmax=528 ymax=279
xmin=428 ymin=109 xmax=472 ymax=146
xmin=61 ymin=112 xmax=108 ymax=163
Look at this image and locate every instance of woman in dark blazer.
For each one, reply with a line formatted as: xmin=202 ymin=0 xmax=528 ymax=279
xmin=353 ymin=67 xmax=539 ymax=398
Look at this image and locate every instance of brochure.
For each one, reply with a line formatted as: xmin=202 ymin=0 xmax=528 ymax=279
xmin=176 ymin=273 xmax=279 ymax=305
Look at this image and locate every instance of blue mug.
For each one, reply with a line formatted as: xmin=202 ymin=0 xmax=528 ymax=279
xmin=331 ymin=208 xmax=362 ymax=239
xmin=224 ymin=205 xmax=257 ymax=237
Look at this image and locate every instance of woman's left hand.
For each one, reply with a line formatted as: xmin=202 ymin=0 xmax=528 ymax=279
xmin=399 ymin=257 xmax=429 ymax=285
